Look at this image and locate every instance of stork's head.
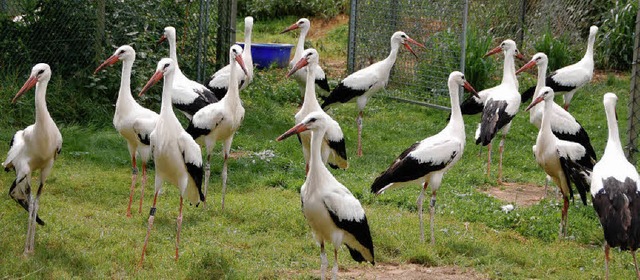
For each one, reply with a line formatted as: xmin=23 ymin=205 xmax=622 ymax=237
xmin=515 ymin=52 xmax=547 ymax=75
xmin=277 ymin=111 xmax=330 ymax=141
xmin=525 ymin=86 xmax=554 ymax=111
xmin=280 ymin=18 xmax=310 ymax=34
xmin=590 ymin=25 xmax=599 ymax=37
xmin=139 ymin=58 xmax=175 ymax=96
xmin=13 ymin=63 xmax=51 ymax=103
xmin=449 ymin=71 xmax=479 ymax=98
xmin=391 ymin=31 xmax=426 ymax=59
xmin=94 ymin=45 xmax=135 ymax=74
xmin=230 ymin=44 xmax=249 ymax=77
xmin=603 ymin=92 xmax=618 ymax=121
xmin=158 ymin=26 xmax=176 ymax=45
xmin=244 ymin=16 xmax=254 ymax=30
xmin=485 ymin=39 xmax=525 ymax=61
xmin=286 ymin=48 xmax=319 ymax=78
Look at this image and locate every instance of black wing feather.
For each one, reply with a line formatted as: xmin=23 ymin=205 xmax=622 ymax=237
xmin=593 ymin=177 xmax=640 ymax=251
xmin=183 ymin=152 xmax=205 ymax=203
xmin=460 ymin=95 xmax=484 ymax=115
xmin=325 ymin=202 xmax=375 ymax=264
xmin=321 ymin=82 xmax=367 ymax=109
xmin=315 ymin=77 xmax=331 ymax=93
xmin=476 ymin=99 xmax=512 ymax=146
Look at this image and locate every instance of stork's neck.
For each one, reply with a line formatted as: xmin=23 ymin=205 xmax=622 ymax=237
xmin=294 ymin=27 xmax=309 ymax=61
xmin=584 ymin=31 xmax=596 ymax=61
xmin=34 ymin=80 xmax=52 ymax=127
xmin=502 ymin=50 xmax=518 ymax=89
xmin=169 ymin=36 xmax=178 ymax=64
xmin=447 ymin=80 xmax=463 ymax=132
xmin=303 ymin=63 xmax=322 ymax=111
xmin=307 ymin=126 xmax=331 ymax=187
xmin=540 ymin=97 xmax=553 ymax=135
xmin=604 ymin=102 xmax=624 ymax=157
xmin=533 ymin=62 xmax=548 ymax=99
xmin=160 ymin=71 xmax=177 ymax=119
xmin=224 ymin=58 xmax=241 ymax=108
xmin=244 ymin=25 xmax=252 ymax=54
xmin=383 ymin=41 xmax=401 ymax=68
xmin=117 ymin=58 xmax=137 ymax=107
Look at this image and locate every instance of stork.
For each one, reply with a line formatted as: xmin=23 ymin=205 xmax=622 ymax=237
xmin=371 ymin=71 xmax=477 ymax=244
xmin=158 ymin=26 xmax=218 ymax=119
xmin=137 ymin=58 xmax=205 ymax=265
xmin=525 ymin=86 xmax=593 ymax=237
xmin=284 ymin=48 xmax=348 ymax=172
xmin=280 ymin=18 xmax=331 ymax=95
xmin=3 ymin=63 xmax=62 ymax=255
xmin=277 ymin=112 xmax=374 ymax=280
xmin=475 ymin=39 xmax=522 ymax=184
xmin=321 ymin=31 xmax=425 ymax=156
xmin=94 ymin=45 xmax=159 ymax=217
xmin=206 ymin=16 xmax=254 ymax=100
xmin=521 ymin=26 xmax=598 ymax=110
xmin=591 ymin=93 xmax=640 ymax=279
xmin=185 ymin=45 xmax=248 ymax=211
xmin=516 ymin=52 xmax=597 ymax=193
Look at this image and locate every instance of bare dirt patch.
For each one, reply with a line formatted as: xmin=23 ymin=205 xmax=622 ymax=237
xmin=307 ymin=14 xmax=349 ymax=40
xmin=481 ymin=182 xmax=551 ymax=207
xmin=337 ymin=263 xmax=487 ymax=280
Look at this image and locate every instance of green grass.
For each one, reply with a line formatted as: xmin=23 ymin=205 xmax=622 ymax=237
xmin=0 ymin=64 xmax=636 ymax=279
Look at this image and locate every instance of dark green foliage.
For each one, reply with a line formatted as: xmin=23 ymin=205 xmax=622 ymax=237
xmin=597 ymin=0 xmax=638 ymax=70
xmin=238 ymin=0 xmax=348 ymax=19
xmin=464 ymin=27 xmax=498 ymax=91
xmin=532 ymin=29 xmax=578 ymax=72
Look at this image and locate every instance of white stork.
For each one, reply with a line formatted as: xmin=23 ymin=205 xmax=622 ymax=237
xmin=321 ymin=31 xmax=425 ymax=156
xmin=158 ymin=26 xmax=218 ymax=119
xmin=185 ymin=45 xmax=248 ymax=211
xmin=521 ymin=26 xmax=598 ymax=110
xmin=591 ymin=93 xmax=640 ymax=279
xmin=137 ymin=58 xmax=205 ymax=265
xmin=280 ymin=18 xmax=331 ymax=95
xmin=525 ymin=86 xmax=593 ymax=237
xmin=475 ymin=39 xmax=522 ymax=184
xmin=277 ymin=111 xmax=374 ymax=280
xmin=206 ymin=16 xmax=254 ymax=100
xmin=3 ymin=63 xmax=62 ymax=255
xmin=370 ymin=71 xmax=478 ymax=244
xmin=94 ymin=45 xmax=159 ymax=217
xmin=285 ymin=48 xmax=348 ymax=172
xmin=516 ymin=52 xmax=597 ymax=193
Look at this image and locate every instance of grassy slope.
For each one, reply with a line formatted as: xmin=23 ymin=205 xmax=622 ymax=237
xmin=0 ymin=18 xmax=636 ymax=279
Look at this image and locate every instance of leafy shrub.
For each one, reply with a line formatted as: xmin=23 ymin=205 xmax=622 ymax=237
xmin=464 ymin=27 xmax=498 ymax=91
xmin=238 ymin=0 xmax=348 ymax=19
xmin=597 ymin=0 xmax=637 ymax=70
xmin=532 ymin=29 xmax=578 ymax=71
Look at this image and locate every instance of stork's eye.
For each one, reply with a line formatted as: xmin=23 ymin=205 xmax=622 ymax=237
xmin=163 ymin=63 xmax=170 ymax=69
xmin=118 ymin=50 xmax=125 ymax=55
xmin=461 ymin=75 xmax=465 ymax=80
xmin=308 ymin=117 xmax=317 ymax=123
xmin=37 ymin=69 xmax=44 ymax=75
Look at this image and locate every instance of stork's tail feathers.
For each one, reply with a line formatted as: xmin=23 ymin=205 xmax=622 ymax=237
xmin=9 ymin=179 xmax=45 ymax=226
xmin=565 ymin=160 xmax=592 ymax=206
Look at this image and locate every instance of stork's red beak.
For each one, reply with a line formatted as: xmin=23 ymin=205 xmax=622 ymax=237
xmin=463 ymin=81 xmax=479 ymax=98
xmin=94 ymin=54 xmax=120 ymax=75
xmin=235 ymin=55 xmax=249 ymax=78
xmin=276 ymin=123 xmax=308 ymax=141
xmin=139 ymin=71 xmax=164 ymax=96
xmin=403 ymin=37 xmax=426 ymax=59
xmin=12 ymin=76 xmax=37 ymax=103
xmin=515 ymin=59 xmax=537 ymax=75
xmin=484 ymin=45 xmax=503 ymax=57
xmin=157 ymin=34 xmax=167 ymax=46
xmin=525 ymin=95 xmax=545 ymax=111
xmin=286 ymin=57 xmax=309 ymax=78
xmin=279 ymin=23 xmax=299 ymax=34
xmin=515 ymin=52 xmax=526 ymax=61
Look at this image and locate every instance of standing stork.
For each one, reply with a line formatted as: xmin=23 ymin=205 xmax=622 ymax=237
xmin=521 ymin=26 xmax=598 ymax=110
xmin=321 ymin=31 xmax=425 ymax=156
xmin=475 ymin=39 xmax=522 ymax=184
xmin=137 ymin=58 xmax=205 ymax=265
xmin=525 ymin=86 xmax=593 ymax=237
xmin=3 ymin=63 xmax=62 ymax=255
xmin=591 ymin=93 xmax=640 ymax=279
xmin=94 ymin=45 xmax=159 ymax=217
xmin=516 ymin=52 xmax=597 ymax=193
xmin=158 ymin=26 xmax=218 ymax=119
xmin=185 ymin=45 xmax=248 ymax=211
xmin=280 ymin=18 xmax=331 ymax=95
xmin=370 ymin=71 xmax=477 ymax=244
xmin=285 ymin=48 xmax=348 ymax=172
xmin=277 ymin=112 xmax=374 ymax=280
xmin=206 ymin=16 xmax=254 ymax=100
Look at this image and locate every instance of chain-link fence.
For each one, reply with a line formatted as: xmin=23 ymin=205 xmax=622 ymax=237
xmin=627 ymin=6 xmax=640 ymax=164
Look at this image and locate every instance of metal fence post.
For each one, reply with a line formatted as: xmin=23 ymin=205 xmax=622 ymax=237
xmin=347 ymin=0 xmax=357 ymax=74
xmin=626 ymin=5 xmax=640 ymax=164
xmin=197 ymin=0 xmax=206 ymax=83
xmin=459 ymin=0 xmax=469 ymax=100
xmin=518 ymin=0 xmax=526 ymax=44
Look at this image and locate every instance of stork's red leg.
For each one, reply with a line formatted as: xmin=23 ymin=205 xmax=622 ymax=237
xmin=138 ymin=162 xmax=146 ymax=214
xmin=430 ymin=190 xmax=437 ymax=245
xmin=203 ymin=153 xmax=211 ymax=209
xmin=486 ymin=143 xmax=492 ymax=179
xmin=633 ymin=249 xmax=639 ymax=279
xmin=604 ymin=242 xmax=610 ymax=280
xmin=356 ymin=111 xmax=363 ymax=157
xmin=175 ymin=196 xmax=183 ymax=261
xmin=138 ymin=190 xmax=159 ymax=267
xmin=127 ymin=156 xmax=138 ymax=218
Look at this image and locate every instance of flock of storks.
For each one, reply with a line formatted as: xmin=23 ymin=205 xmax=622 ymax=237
xmin=3 ymin=15 xmax=639 ymax=279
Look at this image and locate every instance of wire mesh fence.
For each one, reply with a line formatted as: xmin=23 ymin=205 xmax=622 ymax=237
xmin=626 ymin=6 xmax=640 ymax=164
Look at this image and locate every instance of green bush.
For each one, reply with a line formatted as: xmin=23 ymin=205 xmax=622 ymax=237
xmin=597 ymin=0 xmax=637 ymax=70
xmin=532 ymin=29 xmax=578 ymax=71
xmin=238 ymin=0 xmax=348 ymax=19
xmin=464 ymin=27 xmax=498 ymax=91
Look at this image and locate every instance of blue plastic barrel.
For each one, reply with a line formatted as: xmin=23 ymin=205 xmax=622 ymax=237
xmin=237 ymin=42 xmax=294 ymax=69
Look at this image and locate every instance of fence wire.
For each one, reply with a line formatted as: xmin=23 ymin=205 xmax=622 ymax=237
xmin=627 ymin=6 xmax=640 ymax=164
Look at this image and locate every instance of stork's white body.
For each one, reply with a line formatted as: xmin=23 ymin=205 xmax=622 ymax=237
xmin=206 ymin=17 xmax=254 ymax=99
xmin=3 ymin=63 xmax=62 ymax=255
